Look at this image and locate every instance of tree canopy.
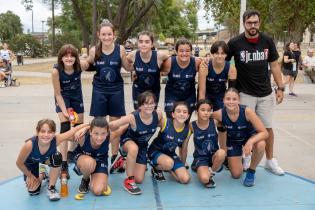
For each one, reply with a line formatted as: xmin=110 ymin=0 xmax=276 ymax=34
xmin=0 ymin=11 xmax=23 ymax=42
xmin=203 ymin=0 xmax=315 ymax=42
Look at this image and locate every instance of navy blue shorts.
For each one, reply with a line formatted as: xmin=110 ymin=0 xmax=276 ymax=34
xmin=148 ymin=150 xmax=184 ymax=171
xmin=55 ymin=93 xmax=84 ymax=114
xmin=90 ymin=87 xmax=126 ymax=117
xmin=73 ymin=154 xmax=109 ymax=175
xmin=24 ymin=163 xmax=39 ymax=181
xmin=206 ymin=95 xmax=224 ymax=111
xmin=227 ymin=140 xmax=247 ymax=157
xmin=120 ymin=137 xmax=148 ymax=165
xmin=164 ymin=92 xmax=196 ymax=114
xmin=191 ymin=156 xmax=214 ymax=172
xmin=132 ymin=85 xmax=160 ymax=110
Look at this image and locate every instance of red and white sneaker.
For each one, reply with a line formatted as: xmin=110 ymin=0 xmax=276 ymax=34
xmin=123 ymin=177 xmax=142 ymax=195
xmin=110 ymin=155 xmax=125 ymax=174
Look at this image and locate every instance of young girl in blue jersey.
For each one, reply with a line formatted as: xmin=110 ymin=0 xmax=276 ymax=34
xmin=82 ymin=20 xmax=133 ymax=173
xmin=52 ymin=44 xmax=85 ymax=178
xmin=191 ymin=99 xmax=226 ymax=188
xmin=198 ymin=41 xmax=237 ymax=111
xmin=161 ymin=38 xmax=202 ymax=119
xmin=212 ymin=88 xmax=268 ymax=187
xmin=126 ymin=31 xmax=169 ymax=109
xmin=16 ymin=119 xmax=88 ymax=201
xmin=72 ymin=117 xmax=127 ymax=195
xmin=148 ymin=101 xmax=191 ymax=183
xmin=109 ymin=91 xmax=163 ymax=195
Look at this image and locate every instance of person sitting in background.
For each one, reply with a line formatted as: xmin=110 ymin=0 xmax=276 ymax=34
xmin=0 ymin=58 xmax=11 ymax=87
xmin=302 ymin=48 xmax=315 ymax=83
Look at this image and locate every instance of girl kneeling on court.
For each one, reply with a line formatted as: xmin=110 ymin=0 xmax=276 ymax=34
xmin=148 ymin=101 xmax=191 ymax=183
xmin=109 ymin=91 xmax=163 ymax=195
xmin=191 ymin=99 xmax=226 ymax=188
xmin=212 ymin=88 xmax=268 ymax=187
xmin=16 ymin=119 xmax=88 ymax=201
xmin=73 ymin=117 xmax=126 ymax=195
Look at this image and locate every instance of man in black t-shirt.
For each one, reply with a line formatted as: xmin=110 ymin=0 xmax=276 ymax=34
xmin=226 ymin=9 xmax=285 ymax=177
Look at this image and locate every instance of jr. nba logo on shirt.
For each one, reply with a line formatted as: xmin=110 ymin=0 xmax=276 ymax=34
xmin=239 ymin=50 xmax=269 ymax=63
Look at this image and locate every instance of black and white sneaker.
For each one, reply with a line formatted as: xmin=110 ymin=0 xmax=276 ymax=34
xmin=151 ymin=167 xmax=166 ymax=181
xmin=205 ymin=175 xmax=216 ymax=188
xmin=78 ymin=178 xmax=90 ymax=193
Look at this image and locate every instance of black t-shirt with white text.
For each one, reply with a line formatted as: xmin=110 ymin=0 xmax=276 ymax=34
xmin=283 ymin=50 xmax=295 ymax=71
xmin=226 ymin=32 xmax=279 ymax=97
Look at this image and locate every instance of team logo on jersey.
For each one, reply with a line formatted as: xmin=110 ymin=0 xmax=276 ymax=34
xmin=138 ymin=74 xmax=155 ymax=88
xmin=163 ymin=142 xmax=178 ymax=153
xmin=100 ymin=67 xmax=116 ymax=82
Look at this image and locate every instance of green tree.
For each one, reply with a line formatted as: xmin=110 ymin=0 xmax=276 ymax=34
xmin=203 ymin=0 xmax=315 ymax=42
xmin=10 ymin=34 xmax=49 ymax=57
xmin=151 ymin=0 xmax=198 ymax=42
xmin=0 ymin=11 xmax=23 ymax=42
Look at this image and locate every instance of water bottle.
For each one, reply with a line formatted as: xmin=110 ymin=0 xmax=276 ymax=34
xmin=67 ymin=108 xmax=75 ymax=122
xmin=67 ymin=107 xmax=78 ymax=125
xmin=60 ymin=172 xmax=69 ymax=197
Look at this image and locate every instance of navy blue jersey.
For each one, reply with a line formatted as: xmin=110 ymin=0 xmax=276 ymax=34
xmin=133 ymin=50 xmax=160 ymax=91
xmin=192 ymin=119 xmax=218 ymax=158
xmin=165 ymin=56 xmax=197 ymax=98
xmin=93 ymin=44 xmax=123 ymax=92
xmin=206 ymin=61 xmax=230 ymax=98
xmin=74 ymin=133 xmax=109 ymax=161
xmin=24 ymin=136 xmax=57 ymax=165
xmin=221 ymin=105 xmax=256 ymax=145
xmin=122 ymin=111 xmax=158 ymax=148
xmin=149 ymin=118 xmax=190 ymax=156
xmin=54 ymin=64 xmax=82 ymax=97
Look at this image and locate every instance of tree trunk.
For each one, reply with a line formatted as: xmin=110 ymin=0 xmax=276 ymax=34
xmin=71 ymin=0 xmax=90 ymax=48
xmin=52 ymin=0 xmax=56 ymax=55
xmin=114 ymin=0 xmax=156 ymax=44
xmin=92 ymin=0 xmax=98 ymax=46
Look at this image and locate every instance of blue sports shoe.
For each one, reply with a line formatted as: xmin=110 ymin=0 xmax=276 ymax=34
xmin=243 ymin=170 xmax=255 ymax=187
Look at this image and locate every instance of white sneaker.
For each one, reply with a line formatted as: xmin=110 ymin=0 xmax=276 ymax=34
xmin=242 ymin=154 xmax=251 ymax=171
xmin=47 ymin=186 xmax=61 ymax=201
xmin=265 ymin=158 xmax=285 ymax=176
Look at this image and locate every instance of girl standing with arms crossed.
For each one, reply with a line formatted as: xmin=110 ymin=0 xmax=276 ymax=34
xmin=52 ymin=44 xmax=85 ymax=178
xmin=161 ymin=38 xmax=201 ymax=119
xmin=212 ymin=88 xmax=268 ymax=187
xmin=148 ymin=101 xmax=191 ymax=183
xmin=191 ymin=99 xmax=226 ymax=188
xmin=127 ymin=31 xmax=169 ymax=109
xmin=109 ymin=91 xmax=163 ymax=195
xmin=82 ymin=20 xmax=133 ymax=172
xmin=16 ymin=119 xmax=87 ymax=201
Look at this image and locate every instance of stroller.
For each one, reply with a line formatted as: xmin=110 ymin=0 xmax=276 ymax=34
xmin=0 ymin=59 xmax=19 ymax=87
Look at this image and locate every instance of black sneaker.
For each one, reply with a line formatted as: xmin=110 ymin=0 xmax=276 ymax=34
xmin=205 ymin=175 xmax=216 ymax=188
xmin=61 ymin=162 xmax=70 ymax=179
xmin=123 ymin=177 xmax=142 ymax=195
xmin=78 ymin=178 xmax=90 ymax=193
xmin=151 ymin=167 xmax=166 ymax=181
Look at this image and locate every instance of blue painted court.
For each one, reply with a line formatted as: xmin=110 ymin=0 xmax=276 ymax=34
xmin=1 ymin=162 xmax=315 ymax=210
